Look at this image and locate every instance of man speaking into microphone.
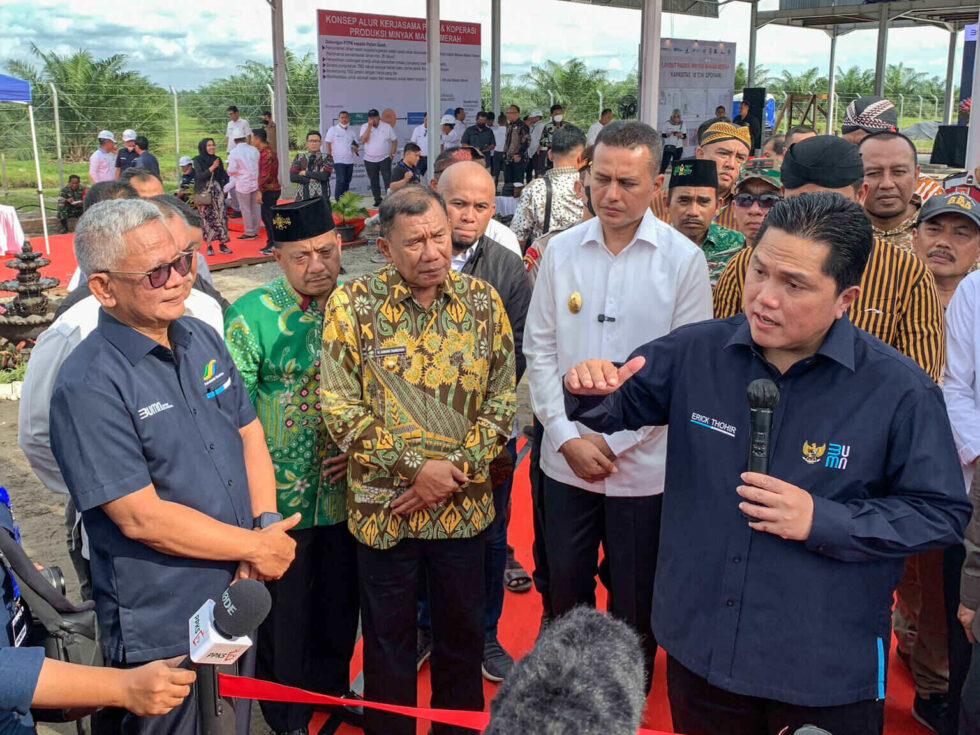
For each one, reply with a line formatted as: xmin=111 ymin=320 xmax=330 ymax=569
xmin=562 ymin=192 xmax=971 ymax=735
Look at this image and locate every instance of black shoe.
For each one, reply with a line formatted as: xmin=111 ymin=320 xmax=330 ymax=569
xmin=271 ymin=729 xmax=307 ymax=735
xmin=238 ymin=233 xmax=258 ymax=240
xmin=59 ymin=223 xmax=69 ymax=234
xmin=912 ymin=693 xmax=950 ymax=734
xmin=481 ymin=636 xmax=514 ymax=682
xmin=417 ymin=626 xmax=433 ymax=671
xmin=206 ymin=244 xmax=214 ymax=256
xmin=219 ymin=244 xmax=233 ymax=254
xmin=373 ymin=200 xmax=382 ymax=207
xmin=259 ymin=245 xmax=275 ymax=255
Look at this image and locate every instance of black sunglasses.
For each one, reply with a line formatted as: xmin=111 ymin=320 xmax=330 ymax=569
xmin=103 ymin=251 xmax=193 ymax=289
xmin=734 ymin=192 xmax=782 ymax=210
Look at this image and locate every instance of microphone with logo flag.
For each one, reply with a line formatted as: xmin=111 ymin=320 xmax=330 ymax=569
xmin=743 ymin=378 xmax=780 ymax=519
xmin=179 ymin=579 xmax=271 ymax=735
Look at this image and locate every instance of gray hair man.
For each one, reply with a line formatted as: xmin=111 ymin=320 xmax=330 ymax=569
xmin=48 ymin=198 xmax=298 ymax=735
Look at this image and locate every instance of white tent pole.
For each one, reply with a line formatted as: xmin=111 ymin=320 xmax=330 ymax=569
xmin=27 ymin=104 xmax=49 ymax=254
xmin=426 ymin=0 xmax=441 ymax=168
xmin=638 ymin=0 xmax=663 ymax=127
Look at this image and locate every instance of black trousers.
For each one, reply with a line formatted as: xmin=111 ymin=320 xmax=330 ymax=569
xmin=528 ymin=418 xmax=551 ymax=616
xmin=260 ymin=189 xmax=281 ymax=247
xmin=543 ymin=475 xmax=661 ymax=689
xmin=363 ymin=158 xmax=392 ymax=205
xmin=502 ymin=159 xmax=526 ymax=195
xmin=257 ymin=524 xmax=359 ymax=732
xmin=667 ymin=656 xmax=884 ymax=735
xmin=358 ymin=532 xmax=487 ymax=735
xmin=256 ymin=523 xmax=358 ymax=732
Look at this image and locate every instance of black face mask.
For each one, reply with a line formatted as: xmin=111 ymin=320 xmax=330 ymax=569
xmin=584 ymin=185 xmax=596 ymax=217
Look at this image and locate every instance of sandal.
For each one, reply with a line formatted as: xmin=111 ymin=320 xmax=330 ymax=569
xmin=504 ymin=555 xmax=532 ymax=593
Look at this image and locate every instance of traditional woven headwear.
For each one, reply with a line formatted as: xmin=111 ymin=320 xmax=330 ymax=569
xmin=841 ymin=96 xmax=897 ymax=134
xmin=698 ymin=121 xmax=751 ymax=151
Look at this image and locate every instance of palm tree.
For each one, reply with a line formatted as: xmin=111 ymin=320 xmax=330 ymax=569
xmin=775 ymin=67 xmax=828 ymax=97
xmin=734 ymin=63 xmax=774 ymax=93
xmin=884 ymin=62 xmax=928 ymax=100
xmin=521 ymin=59 xmax=610 ymax=129
xmin=5 ymin=44 xmax=169 ymax=160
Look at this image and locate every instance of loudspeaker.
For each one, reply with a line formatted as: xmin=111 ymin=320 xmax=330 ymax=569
xmin=932 ymin=125 xmax=968 ymax=168
xmin=742 ymin=87 xmax=766 ymax=152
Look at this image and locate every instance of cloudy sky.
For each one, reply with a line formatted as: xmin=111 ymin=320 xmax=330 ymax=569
xmin=1 ymin=0 xmax=968 ymax=90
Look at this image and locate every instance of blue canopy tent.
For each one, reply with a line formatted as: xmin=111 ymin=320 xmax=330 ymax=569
xmin=0 ymin=73 xmax=49 ymax=253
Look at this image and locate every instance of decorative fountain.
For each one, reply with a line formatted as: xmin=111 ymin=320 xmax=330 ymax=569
xmin=0 ymin=241 xmax=60 ymax=343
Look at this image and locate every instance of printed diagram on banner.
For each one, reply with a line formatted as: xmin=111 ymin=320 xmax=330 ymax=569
xmin=317 ymin=10 xmax=482 ymax=197
xmin=658 ymin=39 xmax=736 ymax=151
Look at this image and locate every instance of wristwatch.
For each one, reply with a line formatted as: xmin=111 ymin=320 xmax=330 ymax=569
xmin=252 ymin=512 xmax=283 ymax=529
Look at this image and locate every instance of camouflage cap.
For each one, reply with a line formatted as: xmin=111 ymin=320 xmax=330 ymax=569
xmin=735 ymin=157 xmax=781 ymax=192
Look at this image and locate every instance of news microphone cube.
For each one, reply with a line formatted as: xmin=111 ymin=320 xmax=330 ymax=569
xmin=188 ymin=599 xmax=253 ymax=666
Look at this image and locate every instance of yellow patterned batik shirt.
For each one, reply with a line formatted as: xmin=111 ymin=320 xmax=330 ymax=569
xmin=319 ymin=265 xmax=517 ymax=550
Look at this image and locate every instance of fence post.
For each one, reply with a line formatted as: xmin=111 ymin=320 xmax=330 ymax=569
xmin=171 ymin=86 xmax=180 ymax=183
xmin=917 ymin=96 xmax=923 ymax=123
xmin=932 ymin=96 xmax=938 ymax=120
xmin=49 ymin=83 xmax=63 ymax=190
xmin=898 ymin=94 xmax=904 ymax=125
xmin=267 ymin=84 xmax=275 ymax=122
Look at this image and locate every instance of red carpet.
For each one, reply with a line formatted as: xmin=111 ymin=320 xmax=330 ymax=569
xmin=331 ymin=437 xmax=931 ymax=735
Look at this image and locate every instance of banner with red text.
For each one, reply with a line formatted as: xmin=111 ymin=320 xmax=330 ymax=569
xmin=316 ymin=10 xmax=482 ymax=195
xmin=658 ymin=38 xmax=737 ymax=152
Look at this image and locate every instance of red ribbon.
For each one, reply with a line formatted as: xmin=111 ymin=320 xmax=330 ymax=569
xmin=218 ymin=673 xmax=675 ymax=734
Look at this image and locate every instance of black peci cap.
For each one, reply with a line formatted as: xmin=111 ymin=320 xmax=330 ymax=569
xmin=270 ymin=198 xmax=334 ymax=243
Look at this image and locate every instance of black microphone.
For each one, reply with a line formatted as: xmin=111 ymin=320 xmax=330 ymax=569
xmin=744 ymin=379 xmax=780 ymax=519
xmin=485 ymin=607 xmax=646 ymax=735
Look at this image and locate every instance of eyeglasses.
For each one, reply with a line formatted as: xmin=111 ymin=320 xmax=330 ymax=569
xmin=734 ymin=192 xmax=782 ymax=210
xmin=102 ymin=251 xmax=193 ymax=289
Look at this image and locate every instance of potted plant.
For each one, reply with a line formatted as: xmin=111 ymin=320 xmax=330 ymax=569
xmin=332 ymin=192 xmax=368 ymax=244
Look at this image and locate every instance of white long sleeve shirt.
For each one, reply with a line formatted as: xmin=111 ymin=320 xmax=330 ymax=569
xmin=587 ymin=121 xmax=604 ymax=146
xmin=225 ymin=143 xmax=260 ymax=194
xmin=411 ymin=124 xmax=429 ymax=155
xmin=942 ymin=270 xmax=980 ymax=490
xmin=88 ymin=148 xmax=116 ymax=183
xmin=524 ymin=210 xmax=713 ymax=496
xmin=226 ymin=118 xmax=252 ymax=152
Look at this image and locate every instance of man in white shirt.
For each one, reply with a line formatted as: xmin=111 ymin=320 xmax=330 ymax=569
xmin=18 ymin=197 xmax=224 ymax=600
xmin=524 ymin=121 xmax=712 ymax=689
xmin=527 ymin=110 xmax=545 ymax=183
xmin=225 ymin=105 xmax=252 ymax=214
xmin=587 ymin=109 xmax=613 ymax=146
xmin=225 ymin=135 xmax=261 ymax=239
xmin=491 ymin=114 xmax=508 ymax=186
xmin=440 ymin=114 xmax=462 ymax=151
xmin=359 ymin=108 xmax=399 ymax=207
xmin=88 ymin=130 xmax=117 ymax=185
xmin=410 ymin=114 xmax=429 ymax=177
xmin=325 ymin=110 xmax=359 ymax=200
xmin=453 ymin=107 xmax=466 ymax=139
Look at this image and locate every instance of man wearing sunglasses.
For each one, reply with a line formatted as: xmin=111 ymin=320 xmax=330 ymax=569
xmin=714 ymin=135 xmax=945 ymax=384
xmin=732 ymin=158 xmax=783 ymax=249
xmin=47 ymin=198 xmax=300 ymax=735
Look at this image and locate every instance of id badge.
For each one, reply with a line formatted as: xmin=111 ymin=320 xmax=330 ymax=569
xmin=8 ymin=596 xmax=28 ymax=647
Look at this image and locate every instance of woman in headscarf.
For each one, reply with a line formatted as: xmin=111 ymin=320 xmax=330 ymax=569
xmin=660 ymin=109 xmax=686 ymax=174
xmin=193 ymin=137 xmax=232 ymax=255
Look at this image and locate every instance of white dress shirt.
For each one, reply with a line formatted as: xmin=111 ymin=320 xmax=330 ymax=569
xmin=453 ymin=120 xmax=465 ymax=138
xmin=441 ymin=127 xmax=462 ymax=150
xmin=225 ymin=143 xmax=260 ymax=194
xmin=485 ymin=218 xmax=522 ymax=258
xmin=411 ymin=124 xmax=428 ymax=155
xmin=360 ymin=121 xmax=398 ymax=162
xmin=943 ymin=270 xmax=980 ymax=491
xmin=524 ymin=210 xmax=712 ymax=497
xmin=226 ymin=118 xmax=252 ymax=152
xmin=587 ymin=121 xmax=604 ymax=145
xmin=325 ymin=124 xmax=358 ymax=165
xmin=88 ymin=148 xmax=116 ymax=183
xmin=529 ymin=121 xmax=545 ymax=157
xmin=492 ymin=125 xmax=507 ymax=153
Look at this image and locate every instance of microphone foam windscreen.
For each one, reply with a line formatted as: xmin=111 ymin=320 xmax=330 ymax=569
xmin=746 ymin=378 xmax=780 ymax=410
xmin=212 ymin=579 xmax=272 ymax=639
xmin=485 ymin=607 xmax=647 ymax=735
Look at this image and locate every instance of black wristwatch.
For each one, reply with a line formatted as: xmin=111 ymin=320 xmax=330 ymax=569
xmin=253 ymin=512 xmax=283 ymax=529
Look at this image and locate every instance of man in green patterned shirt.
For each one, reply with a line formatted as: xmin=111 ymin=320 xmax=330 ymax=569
xmin=225 ymin=197 xmax=360 ymax=734
xmin=320 ymin=186 xmax=517 ymax=735
xmin=667 ymin=158 xmax=745 ymax=284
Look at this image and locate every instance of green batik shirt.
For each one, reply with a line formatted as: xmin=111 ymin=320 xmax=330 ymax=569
xmin=319 ymin=265 xmax=517 ymax=550
xmin=224 ymin=275 xmax=346 ymax=529
xmin=701 ymin=223 xmax=746 ymax=286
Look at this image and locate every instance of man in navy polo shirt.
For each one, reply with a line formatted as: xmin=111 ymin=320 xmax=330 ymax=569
xmin=563 ymin=192 xmax=971 ymax=735
xmin=49 ymin=198 xmax=300 ymax=735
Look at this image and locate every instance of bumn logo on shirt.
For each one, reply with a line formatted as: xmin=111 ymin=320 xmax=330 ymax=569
xmin=138 ymin=401 xmax=174 ymax=420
